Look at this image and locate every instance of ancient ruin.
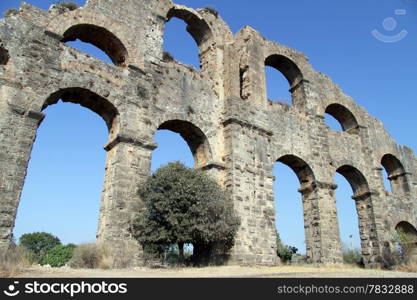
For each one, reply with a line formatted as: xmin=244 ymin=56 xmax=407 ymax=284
xmin=0 ymin=0 xmax=416 ymax=267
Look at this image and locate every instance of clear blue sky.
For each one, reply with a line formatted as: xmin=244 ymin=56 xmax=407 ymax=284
xmin=1 ymin=0 xmax=416 ymax=254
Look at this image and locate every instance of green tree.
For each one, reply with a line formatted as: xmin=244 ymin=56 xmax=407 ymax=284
xmin=276 ymin=232 xmax=298 ymax=263
xmin=132 ymin=162 xmax=240 ymax=264
xmin=19 ymin=232 xmax=61 ymax=261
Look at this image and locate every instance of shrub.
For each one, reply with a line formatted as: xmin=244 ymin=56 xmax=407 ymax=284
xmin=69 ymin=242 xmax=139 ymax=269
xmin=203 ymin=6 xmax=219 ymax=18
xmin=342 ymin=244 xmax=363 ymax=266
xmin=54 ymin=1 xmax=78 ymax=11
xmin=4 ymin=8 xmax=19 ymax=17
xmin=395 ymin=228 xmax=417 ymax=263
xmin=69 ymin=243 xmax=102 ymax=269
xmin=39 ymin=244 xmax=76 ymax=267
xmin=162 ymin=51 xmax=174 ymax=62
xmin=276 ymin=233 xmax=298 ymax=263
xmin=60 ymin=2 xmax=78 ymax=11
xmin=277 ymin=244 xmax=298 ymax=263
xmin=19 ymin=232 xmax=61 ymax=262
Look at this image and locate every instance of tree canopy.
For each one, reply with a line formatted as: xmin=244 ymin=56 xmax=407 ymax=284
xmin=19 ymin=232 xmax=61 ymax=258
xmin=132 ymin=162 xmax=240 ymax=264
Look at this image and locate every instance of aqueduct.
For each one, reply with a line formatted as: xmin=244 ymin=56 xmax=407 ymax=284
xmin=0 ymin=0 xmax=416 ymax=267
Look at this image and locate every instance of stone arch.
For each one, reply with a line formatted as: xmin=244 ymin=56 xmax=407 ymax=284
xmin=335 ymin=165 xmax=380 ymax=266
xmin=336 ymin=165 xmax=369 ymax=197
xmin=275 ymin=154 xmax=316 ymax=261
xmin=265 ymin=55 xmax=303 ymax=89
xmin=325 ymin=103 xmax=359 ymax=133
xmin=396 ymin=221 xmax=417 ymax=236
xmin=165 ymin=6 xmax=215 ymax=70
xmin=263 ymin=54 xmax=304 ymax=106
xmin=43 ymin=87 xmax=119 ymax=136
xmin=61 ymin=24 xmax=128 ymax=66
xmin=6 ymin=87 xmax=120 ymax=253
xmin=156 ymin=119 xmax=213 ymax=168
xmin=276 ymin=154 xmax=315 ymax=187
xmin=381 ymin=154 xmax=410 ymax=194
xmin=395 ymin=221 xmax=417 ymax=263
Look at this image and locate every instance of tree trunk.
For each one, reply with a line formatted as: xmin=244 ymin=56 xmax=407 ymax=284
xmin=178 ymin=242 xmax=184 ymax=263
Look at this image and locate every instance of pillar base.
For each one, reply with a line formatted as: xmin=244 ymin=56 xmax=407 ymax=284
xmin=227 ymin=253 xmax=280 ymax=266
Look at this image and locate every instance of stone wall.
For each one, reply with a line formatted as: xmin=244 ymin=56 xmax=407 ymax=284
xmin=0 ymin=0 xmax=416 ymax=267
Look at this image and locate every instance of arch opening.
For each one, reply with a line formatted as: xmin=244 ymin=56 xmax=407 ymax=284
xmin=167 ymin=8 xmax=213 ymax=49
xmin=277 ymin=155 xmax=315 ymax=186
xmin=395 ymin=221 xmax=417 ymax=264
xmin=325 ymin=104 xmax=359 ymax=133
xmin=61 ymin=24 xmax=128 ymax=66
xmin=381 ymin=154 xmax=410 ymax=194
xmin=13 ymin=101 xmax=109 ymax=245
xmin=152 ymin=130 xmax=194 ymax=170
xmin=325 ymin=113 xmax=344 ymax=131
xmin=157 ymin=120 xmax=212 ymax=169
xmin=336 ymin=165 xmax=369 ymax=197
xmin=334 ymin=173 xmax=362 ymax=258
xmin=274 ymin=155 xmax=316 ymax=261
xmin=150 ymin=120 xmax=213 ymax=261
xmin=43 ymin=88 xmax=119 ymax=135
xmin=264 ymin=55 xmax=303 ymax=105
xmin=335 ymin=165 xmax=377 ymax=265
xmin=163 ymin=17 xmax=201 ymax=69
xmin=264 ymin=66 xmax=292 ymax=105
xmin=165 ymin=8 xmax=214 ymax=70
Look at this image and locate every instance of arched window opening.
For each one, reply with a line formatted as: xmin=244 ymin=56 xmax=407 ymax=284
xmin=274 ymin=155 xmax=316 ymax=261
xmin=382 ymin=167 xmax=392 ymax=193
xmin=151 ymin=129 xmax=195 ymax=261
xmin=65 ymin=40 xmax=112 ymax=64
xmin=395 ymin=221 xmax=417 ymax=264
xmin=334 ymin=173 xmax=361 ymax=256
xmin=13 ymin=102 xmax=109 ymax=245
xmin=325 ymin=113 xmax=344 ymax=131
xmin=44 ymin=88 xmax=118 ymax=135
xmin=151 ymin=129 xmax=194 ymax=171
xmin=61 ymin=24 xmax=128 ymax=66
xmin=381 ymin=154 xmax=410 ymax=195
xmin=157 ymin=120 xmax=212 ymax=169
xmin=163 ymin=17 xmax=201 ymax=69
xmin=273 ymin=163 xmax=306 ymax=256
xmin=165 ymin=8 xmax=214 ymax=70
xmin=325 ymin=104 xmax=359 ymax=133
xmin=150 ymin=121 xmax=212 ymax=261
xmin=335 ymin=165 xmax=376 ymax=266
xmin=264 ymin=54 xmax=303 ymax=105
xmin=264 ymin=66 xmax=292 ymax=105
xmin=336 ymin=165 xmax=370 ymax=200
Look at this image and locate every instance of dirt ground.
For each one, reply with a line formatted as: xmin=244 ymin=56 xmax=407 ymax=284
xmin=15 ymin=265 xmax=417 ymax=278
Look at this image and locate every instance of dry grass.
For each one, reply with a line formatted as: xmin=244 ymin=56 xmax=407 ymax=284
xmin=4 ymin=242 xmax=416 ymax=278
xmin=0 ymin=245 xmax=31 ymax=278
xmin=394 ymin=261 xmax=417 ymax=273
xmin=69 ymin=242 xmax=138 ymax=269
xmin=14 ymin=263 xmax=417 ymax=278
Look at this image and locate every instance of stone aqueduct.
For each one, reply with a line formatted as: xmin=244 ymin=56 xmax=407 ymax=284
xmin=0 ymin=0 xmax=416 ymax=267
